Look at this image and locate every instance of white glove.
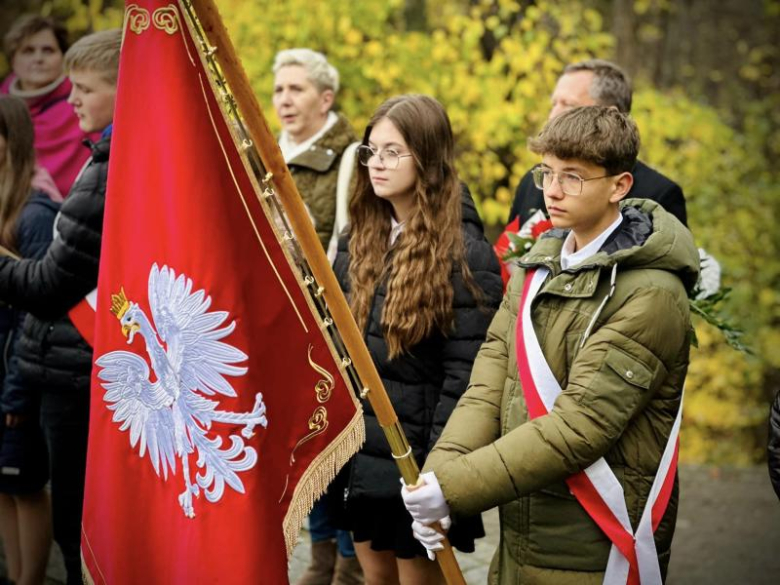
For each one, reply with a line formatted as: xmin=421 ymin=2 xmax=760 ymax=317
xmin=411 ymin=520 xmax=445 ymax=561
xmin=401 ymin=471 xmax=451 ymax=529
xmin=696 ymin=247 xmax=722 ymax=300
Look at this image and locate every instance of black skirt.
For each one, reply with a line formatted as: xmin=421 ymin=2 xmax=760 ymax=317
xmin=342 ymin=494 xmax=484 ymax=560
xmin=0 ymin=417 xmax=49 ymax=495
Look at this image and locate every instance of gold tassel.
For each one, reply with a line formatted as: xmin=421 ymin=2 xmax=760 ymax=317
xmin=282 ymin=409 xmax=365 ymax=556
xmin=82 ymin=556 xmax=96 ymax=585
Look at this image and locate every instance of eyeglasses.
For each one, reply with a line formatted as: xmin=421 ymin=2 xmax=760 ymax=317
xmin=531 ymin=166 xmax=615 ymax=197
xmin=357 ymin=145 xmax=414 ymax=170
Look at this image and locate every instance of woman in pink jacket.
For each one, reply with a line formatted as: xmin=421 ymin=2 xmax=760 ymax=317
xmin=2 ymin=14 xmax=97 ymax=199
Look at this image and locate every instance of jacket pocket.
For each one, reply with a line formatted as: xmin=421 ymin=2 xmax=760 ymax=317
xmin=527 ymin=486 xmax=613 ymax=571
xmin=577 ymin=347 xmax=654 ymax=437
xmin=604 ymin=347 xmax=653 ymax=391
xmin=565 ymin=331 xmax=583 ymax=373
xmin=538 ymin=479 xmax=577 ymax=501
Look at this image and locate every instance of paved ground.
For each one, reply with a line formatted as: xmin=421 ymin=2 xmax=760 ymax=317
xmin=289 ymin=464 xmax=780 ymax=585
xmin=664 ymin=465 xmax=780 ymax=584
xmin=287 ymin=506 xmax=499 ymax=584
xmin=1 ymin=464 xmax=777 ymax=584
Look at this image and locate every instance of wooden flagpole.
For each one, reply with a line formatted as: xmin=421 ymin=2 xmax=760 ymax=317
xmin=185 ymin=1 xmax=467 ymax=583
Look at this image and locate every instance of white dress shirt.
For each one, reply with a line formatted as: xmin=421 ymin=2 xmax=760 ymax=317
xmin=560 ymin=213 xmax=623 ymax=271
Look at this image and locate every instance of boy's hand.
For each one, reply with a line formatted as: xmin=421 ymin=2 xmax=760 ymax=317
xmin=401 ymin=471 xmax=451 ymax=529
xmin=411 ymin=520 xmax=446 ymax=561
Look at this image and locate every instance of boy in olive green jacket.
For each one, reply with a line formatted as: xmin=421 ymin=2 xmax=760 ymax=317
xmin=402 ymin=106 xmax=699 ymax=584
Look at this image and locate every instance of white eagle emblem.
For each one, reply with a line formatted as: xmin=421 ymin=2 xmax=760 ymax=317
xmin=96 ymin=263 xmax=267 ymax=518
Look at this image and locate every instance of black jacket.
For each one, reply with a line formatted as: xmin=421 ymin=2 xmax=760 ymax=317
xmin=0 ymin=134 xmax=109 ymax=392
xmin=333 ymin=188 xmax=503 ymax=500
xmin=0 ymin=192 xmax=59 ymax=413
xmin=508 ymin=159 xmax=688 ymax=227
xmin=769 ymin=389 xmax=780 ymax=500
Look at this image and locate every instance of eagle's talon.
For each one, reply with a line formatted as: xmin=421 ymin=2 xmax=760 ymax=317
xmin=179 ymin=488 xmax=196 ymax=518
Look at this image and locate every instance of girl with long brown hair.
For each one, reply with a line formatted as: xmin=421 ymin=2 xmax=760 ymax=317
xmin=0 ymin=95 xmax=59 ymax=585
xmin=331 ymin=94 xmax=502 ymax=584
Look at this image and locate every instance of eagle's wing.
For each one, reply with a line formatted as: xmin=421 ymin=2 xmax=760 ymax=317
xmin=147 ymin=263 xmax=247 ymax=400
xmin=96 ymin=350 xmax=177 ymax=478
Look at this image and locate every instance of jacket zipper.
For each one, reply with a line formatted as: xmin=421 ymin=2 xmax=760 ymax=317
xmin=343 ymin=282 xmax=383 ymax=508
xmin=2 ymin=325 xmax=14 ymax=374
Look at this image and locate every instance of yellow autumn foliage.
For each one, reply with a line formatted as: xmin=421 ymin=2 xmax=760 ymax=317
xmin=215 ymin=0 xmax=778 ymax=465
xmin=14 ymin=0 xmax=777 ymax=465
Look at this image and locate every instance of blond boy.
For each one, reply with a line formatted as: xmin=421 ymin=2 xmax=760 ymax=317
xmin=0 ymin=28 xmax=121 ymax=584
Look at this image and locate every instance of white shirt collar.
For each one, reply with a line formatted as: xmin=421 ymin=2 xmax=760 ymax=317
xmin=279 ymin=111 xmax=338 ymax=162
xmin=389 ymin=216 xmax=405 ymax=246
xmin=560 ymin=212 xmax=623 ymax=271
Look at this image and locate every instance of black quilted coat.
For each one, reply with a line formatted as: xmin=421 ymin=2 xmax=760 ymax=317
xmin=769 ymin=389 xmax=780 ymax=500
xmin=0 ymin=134 xmax=109 ymax=392
xmin=332 ymin=187 xmax=503 ymax=501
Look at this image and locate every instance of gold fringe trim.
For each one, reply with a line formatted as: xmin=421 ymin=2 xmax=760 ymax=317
xmin=82 ymin=553 xmax=96 ymax=584
xmin=283 ymin=408 xmax=365 ymax=557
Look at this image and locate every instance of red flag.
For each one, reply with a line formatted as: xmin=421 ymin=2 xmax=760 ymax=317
xmin=68 ymin=289 xmax=97 ymax=347
xmin=82 ymin=2 xmax=363 ymax=583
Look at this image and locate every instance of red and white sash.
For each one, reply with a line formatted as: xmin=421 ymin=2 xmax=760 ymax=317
xmin=516 ymin=268 xmax=682 ymax=585
xmin=68 ymin=288 xmax=97 ymax=347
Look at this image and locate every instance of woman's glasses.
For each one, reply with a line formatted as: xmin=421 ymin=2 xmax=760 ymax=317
xmin=357 ymin=145 xmax=413 ymax=170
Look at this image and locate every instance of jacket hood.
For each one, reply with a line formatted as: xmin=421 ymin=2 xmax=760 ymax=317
xmin=521 ymin=198 xmax=700 ymax=293
xmin=460 ymin=182 xmax=485 ymax=237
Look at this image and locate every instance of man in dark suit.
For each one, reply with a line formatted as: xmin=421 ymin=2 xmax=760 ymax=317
xmin=507 ymin=59 xmax=687 ymax=228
